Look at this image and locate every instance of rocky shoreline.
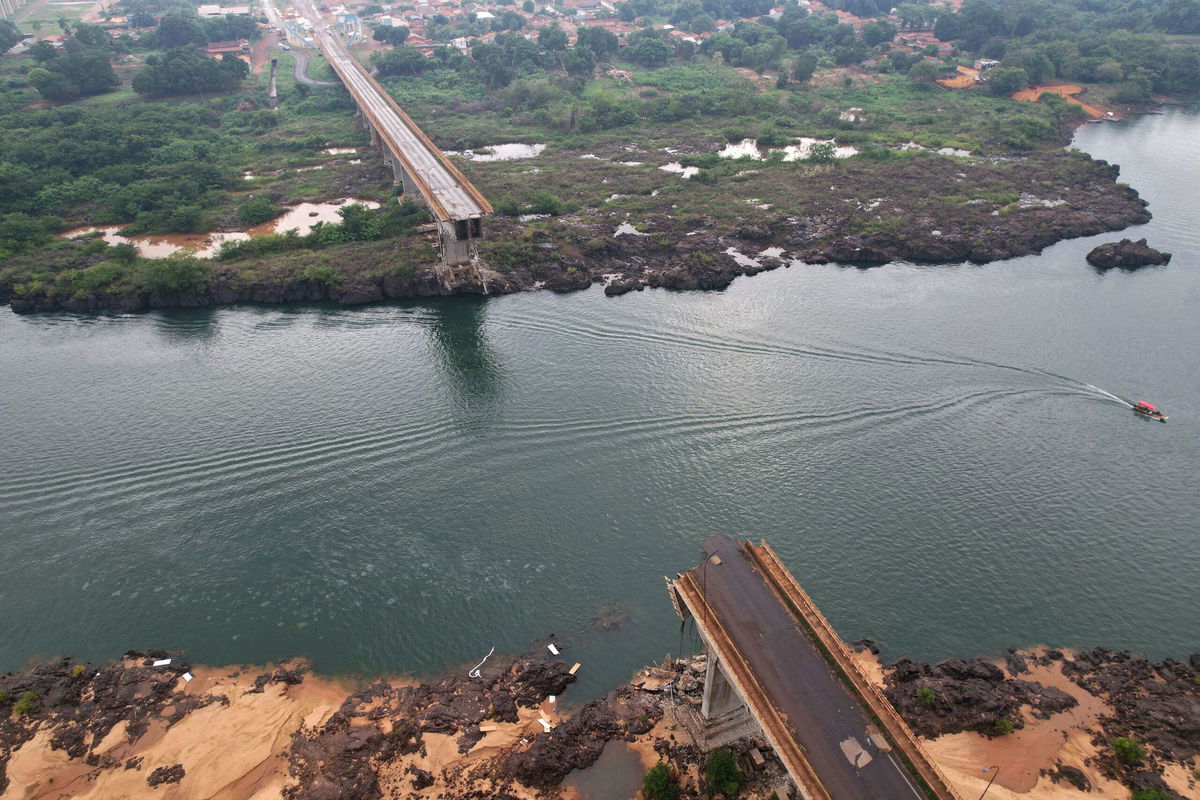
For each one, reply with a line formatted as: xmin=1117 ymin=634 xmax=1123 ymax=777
xmin=0 ymin=150 xmax=1152 ymax=314
xmin=1 ymin=644 xmax=1196 ymax=799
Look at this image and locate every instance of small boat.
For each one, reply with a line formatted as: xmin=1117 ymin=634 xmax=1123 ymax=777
xmin=1132 ymin=401 xmax=1167 ymax=423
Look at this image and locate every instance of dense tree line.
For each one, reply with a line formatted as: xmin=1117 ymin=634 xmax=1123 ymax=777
xmin=21 ymin=24 xmax=121 ymax=101
xmin=132 ymin=46 xmax=250 ymax=96
xmin=0 ymin=100 xmax=245 ymax=255
xmin=932 ymin=0 xmax=1200 ymax=97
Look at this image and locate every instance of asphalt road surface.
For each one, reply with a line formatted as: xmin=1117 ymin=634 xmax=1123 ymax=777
xmin=293 ymin=0 xmax=487 ymax=221
xmin=690 ymin=536 xmax=925 ymax=800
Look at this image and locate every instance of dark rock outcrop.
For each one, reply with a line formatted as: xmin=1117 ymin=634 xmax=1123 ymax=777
xmin=147 ymin=763 xmax=185 ymax=786
xmin=1086 ymin=238 xmax=1172 ymax=270
xmin=884 ymin=655 xmax=1076 ymax=738
xmin=282 ymin=657 xmax=575 ymax=800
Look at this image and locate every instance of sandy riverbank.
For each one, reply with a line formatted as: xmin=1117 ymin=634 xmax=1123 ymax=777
xmin=1 ymin=646 xmax=1196 ymax=799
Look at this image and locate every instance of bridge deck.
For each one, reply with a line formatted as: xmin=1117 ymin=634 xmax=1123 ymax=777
xmin=683 ymin=536 xmax=927 ymax=799
xmin=293 ymin=0 xmax=490 ymax=223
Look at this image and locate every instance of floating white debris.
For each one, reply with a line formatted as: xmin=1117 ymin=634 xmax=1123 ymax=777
xmin=153 ymin=658 xmax=172 ymax=667
xmin=614 ymin=222 xmax=648 ymax=237
xmin=617 ymin=161 xmax=644 ymax=166
xmin=579 ymin=153 xmax=600 ymax=159
xmin=518 ymin=213 xmax=549 ymax=222
xmin=547 ymin=643 xmax=560 ymax=655
xmin=323 ymin=147 xmax=357 ymax=155
xmin=937 ymin=147 xmax=972 ymax=158
xmin=569 ymin=663 xmax=581 ymax=675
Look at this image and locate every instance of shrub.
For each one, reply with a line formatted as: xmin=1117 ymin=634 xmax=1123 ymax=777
xmin=1130 ymin=790 xmax=1175 ymax=800
xmin=526 ymin=192 xmax=564 ymax=216
xmin=1113 ymin=736 xmax=1147 ymax=766
xmin=992 ymin=718 xmax=1015 ymax=736
xmin=704 ymin=747 xmax=742 ymax=796
xmin=916 ymin=687 xmax=936 ymax=708
xmin=136 ymin=254 xmax=210 ymax=294
xmin=643 ymin=763 xmax=678 ymax=800
xmin=71 ymin=664 xmax=87 ymax=678
xmin=0 ymin=689 xmax=7 ymax=703
xmin=14 ymin=690 xmax=37 ymax=716
xmin=237 ymin=195 xmax=281 ymax=225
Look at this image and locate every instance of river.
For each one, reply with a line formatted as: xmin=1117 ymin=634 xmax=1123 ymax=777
xmin=1 ymin=110 xmax=1197 ymax=699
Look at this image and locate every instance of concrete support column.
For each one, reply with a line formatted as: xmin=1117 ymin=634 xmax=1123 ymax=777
xmin=701 ymin=645 xmax=741 ymax=719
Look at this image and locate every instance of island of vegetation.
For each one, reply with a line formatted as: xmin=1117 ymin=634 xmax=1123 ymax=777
xmin=1 ymin=0 xmax=1198 ymax=312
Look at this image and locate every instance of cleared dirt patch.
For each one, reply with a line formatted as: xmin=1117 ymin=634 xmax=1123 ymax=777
xmin=1012 ymin=83 xmax=1109 ymax=120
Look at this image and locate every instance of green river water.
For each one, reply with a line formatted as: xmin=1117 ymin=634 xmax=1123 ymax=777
xmin=1 ymin=110 xmax=1197 ymax=699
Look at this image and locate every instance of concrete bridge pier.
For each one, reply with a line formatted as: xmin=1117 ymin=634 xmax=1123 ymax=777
xmin=701 ymin=646 xmax=745 ymax=719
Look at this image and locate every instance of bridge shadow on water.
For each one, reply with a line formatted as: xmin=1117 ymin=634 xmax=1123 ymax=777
xmin=424 ymin=296 xmax=505 ymax=412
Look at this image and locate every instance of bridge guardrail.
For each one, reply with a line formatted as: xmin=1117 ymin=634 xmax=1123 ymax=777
xmin=673 ymin=572 xmax=832 ymax=800
xmin=744 ymin=540 xmax=965 ymax=800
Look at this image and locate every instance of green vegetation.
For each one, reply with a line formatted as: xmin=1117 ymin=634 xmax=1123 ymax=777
xmin=1129 ymin=790 xmax=1177 ymax=800
xmin=916 ymin=686 xmax=937 ymax=708
xmin=1113 ymin=736 xmax=1148 ymax=765
xmin=133 ymin=47 xmax=250 ymax=97
xmin=13 ymin=690 xmax=37 ymax=716
xmin=643 ymin=763 xmax=680 ymax=800
xmin=991 ymin=718 xmax=1016 ymax=736
xmin=71 ymin=664 xmax=87 ymax=678
xmin=704 ymin=747 xmax=743 ymax=796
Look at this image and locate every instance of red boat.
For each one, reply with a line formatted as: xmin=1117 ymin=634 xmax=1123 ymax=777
xmin=1132 ymin=401 xmax=1167 ymax=423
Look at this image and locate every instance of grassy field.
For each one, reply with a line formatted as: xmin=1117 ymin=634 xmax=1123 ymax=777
xmin=12 ymin=0 xmax=96 ymax=35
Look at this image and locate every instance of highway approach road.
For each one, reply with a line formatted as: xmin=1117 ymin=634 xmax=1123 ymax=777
xmin=692 ymin=536 xmax=926 ymax=799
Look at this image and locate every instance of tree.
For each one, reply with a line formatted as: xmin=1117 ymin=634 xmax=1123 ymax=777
xmin=499 ymin=10 xmax=525 ymax=30
xmin=986 ymin=66 xmax=1028 ymax=96
xmin=691 ymin=13 xmax=714 ymax=33
xmin=642 ymin=764 xmax=678 ymax=800
xmin=791 ymin=52 xmax=818 ymax=82
xmin=237 ymin=195 xmax=280 ymax=225
xmin=576 ymin=25 xmax=618 ymax=56
xmin=371 ymin=45 xmax=427 ymax=75
xmin=626 ymin=29 xmax=671 ymax=66
xmin=908 ymin=59 xmax=940 ymax=87
xmin=704 ymin=748 xmax=742 ymax=796
xmin=373 ymin=24 xmax=410 ymax=45
xmin=27 ymin=67 xmax=79 ymax=100
xmin=538 ymin=22 xmax=567 ymax=51
xmin=862 ymin=20 xmax=895 ymax=46
xmin=132 ymin=46 xmax=248 ymax=96
xmin=27 ymin=41 xmax=60 ymax=63
xmin=522 ymin=0 xmax=534 ymax=10
xmin=158 ymin=11 xmax=206 ymax=48
xmin=563 ymin=44 xmax=596 ymax=74
xmin=1113 ymin=736 xmax=1147 ymax=766
xmin=54 ymin=50 xmax=120 ymax=95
